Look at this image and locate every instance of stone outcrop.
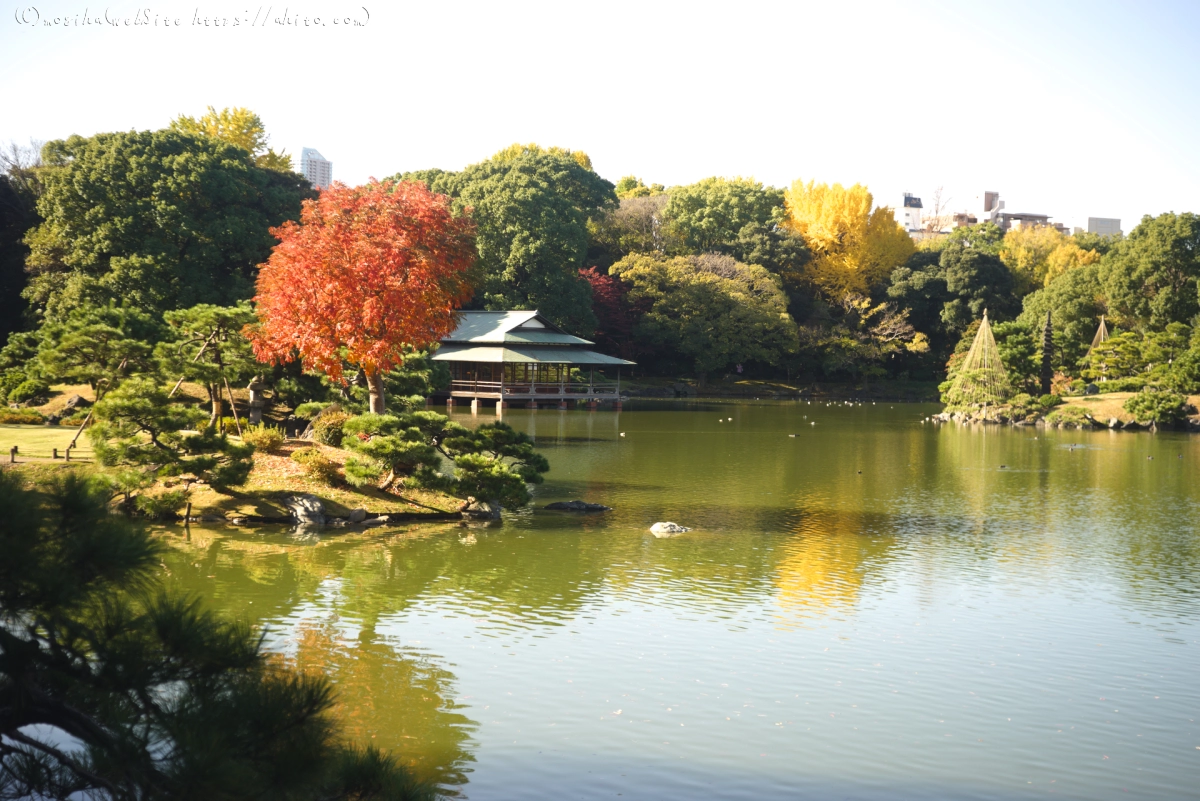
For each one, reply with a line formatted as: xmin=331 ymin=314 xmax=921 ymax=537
xmin=650 ymin=522 xmax=691 ymax=535
xmin=284 ymin=494 xmax=326 ymax=526
xmin=460 ymin=497 xmax=502 ymax=520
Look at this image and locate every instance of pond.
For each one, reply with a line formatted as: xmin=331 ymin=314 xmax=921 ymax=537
xmin=162 ymin=401 xmax=1200 ymax=800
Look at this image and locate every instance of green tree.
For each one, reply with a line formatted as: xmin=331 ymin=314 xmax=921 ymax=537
xmin=0 ymin=141 xmax=43 ymax=344
xmin=1017 ymin=263 xmax=1107 ymax=373
xmin=36 ymin=304 xmax=163 ymax=399
xmin=797 ymin=294 xmax=929 ymax=382
xmin=341 ymin=412 xmax=443 ymax=490
xmin=1072 ymin=229 xmax=1123 ymax=257
xmin=1123 ymin=387 xmax=1191 ymax=425
xmin=659 ymin=177 xmax=784 ymax=255
xmin=24 ymin=130 xmax=312 ymax=321
xmin=611 ymin=252 xmax=796 ymax=386
xmin=588 ymin=194 xmax=671 ymax=266
xmin=399 ymin=147 xmax=616 ymax=335
xmin=0 ymin=471 xmax=433 ymax=800
xmin=155 ymin=303 xmax=259 ymax=424
xmin=918 ymin=222 xmax=1005 ymax=256
xmin=991 ymin=320 xmax=1040 ymax=393
xmin=87 ymin=377 xmax=253 ymax=488
xmin=1102 ymin=212 xmax=1200 ymax=330
xmin=441 ymin=421 xmax=550 ymax=509
xmin=887 ymin=242 xmax=1019 ymax=360
xmin=613 ymin=175 xmax=665 ymax=198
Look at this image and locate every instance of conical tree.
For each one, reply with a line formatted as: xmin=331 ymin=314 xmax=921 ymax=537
xmin=1040 ymin=310 xmax=1054 ymax=396
xmin=942 ymin=310 xmax=1012 ymax=410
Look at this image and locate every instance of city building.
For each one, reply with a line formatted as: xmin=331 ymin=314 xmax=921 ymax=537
xmin=1087 ymin=217 xmax=1122 ymax=236
xmin=981 ymin=191 xmax=1068 ymax=234
xmin=431 ymin=310 xmax=634 ymax=411
xmin=898 ymin=193 xmax=923 ymax=232
xmin=300 ymin=147 xmax=333 ymax=189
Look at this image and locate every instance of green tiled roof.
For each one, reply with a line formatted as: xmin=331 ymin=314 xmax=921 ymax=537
xmin=431 ymin=344 xmax=634 ymax=366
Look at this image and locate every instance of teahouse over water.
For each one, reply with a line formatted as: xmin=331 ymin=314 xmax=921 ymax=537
xmin=431 ymin=311 xmax=635 ymax=409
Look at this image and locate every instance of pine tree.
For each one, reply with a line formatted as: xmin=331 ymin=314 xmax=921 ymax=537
xmin=941 ymin=311 xmax=1013 ymax=410
xmin=1040 ymin=311 xmax=1054 ymax=396
xmin=0 ymin=471 xmax=433 ymax=800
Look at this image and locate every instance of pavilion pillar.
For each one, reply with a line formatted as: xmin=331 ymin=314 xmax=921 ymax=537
xmin=445 ymin=396 xmax=454 ymax=410
xmin=470 ymin=398 xmax=480 ymax=414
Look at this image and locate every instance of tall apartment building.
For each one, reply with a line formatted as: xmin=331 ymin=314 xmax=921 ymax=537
xmin=300 ymin=148 xmax=333 ymax=189
xmin=1087 ymin=217 xmax=1122 ymax=236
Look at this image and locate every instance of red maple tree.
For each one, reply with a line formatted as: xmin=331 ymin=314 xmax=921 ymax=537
xmin=248 ymin=180 xmax=475 ymax=412
xmin=579 ymin=266 xmax=644 ymax=362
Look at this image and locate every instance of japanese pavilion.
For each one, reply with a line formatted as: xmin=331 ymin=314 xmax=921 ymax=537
xmin=431 ymin=311 xmax=634 ymax=410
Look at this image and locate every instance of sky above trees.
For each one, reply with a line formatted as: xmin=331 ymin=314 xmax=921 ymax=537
xmin=2 ymin=0 xmax=1199 ymax=230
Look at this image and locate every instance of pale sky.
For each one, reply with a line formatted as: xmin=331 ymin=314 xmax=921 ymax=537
xmin=4 ymin=0 xmax=1198 ymax=233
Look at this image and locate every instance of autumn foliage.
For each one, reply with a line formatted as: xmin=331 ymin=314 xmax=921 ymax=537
xmin=249 ymin=180 xmax=475 ymax=411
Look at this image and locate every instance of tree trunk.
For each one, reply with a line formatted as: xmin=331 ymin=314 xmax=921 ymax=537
xmin=209 ymin=385 xmax=224 ymax=426
xmin=366 ymin=369 xmax=387 ymax=414
xmin=696 ymin=371 xmax=708 ymax=390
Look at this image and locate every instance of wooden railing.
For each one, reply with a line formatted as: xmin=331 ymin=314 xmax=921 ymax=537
xmin=450 ymin=379 xmax=620 ymax=397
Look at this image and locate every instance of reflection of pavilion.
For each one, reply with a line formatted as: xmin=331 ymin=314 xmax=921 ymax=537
xmin=431 ymin=311 xmax=634 ymax=411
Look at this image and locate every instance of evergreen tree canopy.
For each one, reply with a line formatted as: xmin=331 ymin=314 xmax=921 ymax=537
xmin=1017 ymin=263 xmax=1107 ymax=372
xmin=400 ymin=147 xmax=616 ymax=336
xmin=36 ymin=304 xmax=164 ymax=398
xmin=1102 ymin=211 xmax=1200 ymax=331
xmin=887 ymin=242 xmax=1020 ymax=359
xmin=24 ymin=130 xmax=312 ymax=322
xmin=611 ymin=252 xmax=796 ymax=384
xmin=0 ymin=471 xmax=433 ymax=800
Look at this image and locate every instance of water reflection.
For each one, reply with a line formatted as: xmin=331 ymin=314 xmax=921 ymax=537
xmin=159 ymin=402 xmax=1200 ymax=801
xmin=773 ymin=510 xmax=898 ymax=627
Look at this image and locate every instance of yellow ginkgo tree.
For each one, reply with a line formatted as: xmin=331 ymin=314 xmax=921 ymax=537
xmin=783 ymin=180 xmax=914 ymax=298
xmin=171 ymin=105 xmax=293 ymax=172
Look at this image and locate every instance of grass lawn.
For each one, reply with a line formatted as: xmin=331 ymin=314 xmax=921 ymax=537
xmin=1061 ymin=392 xmax=1200 ymax=424
xmin=0 ymin=424 xmax=95 ymax=461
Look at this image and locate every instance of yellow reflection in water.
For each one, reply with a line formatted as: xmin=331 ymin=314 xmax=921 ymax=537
xmin=773 ymin=511 xmax=894 ymax=628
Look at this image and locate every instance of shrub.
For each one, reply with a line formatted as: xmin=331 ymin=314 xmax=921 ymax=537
xmin=58 ymin=410 xmax=90 ymax=426
xmin=293 ymin=401 xmax=330 ymax=420
xmin=242 ymin=423 xmax=285 ymax=454
xmin=0 ymin=368 xmax=27 ymax=405
xmin=291 ymin=446 xmax=341 ymax=485
xmin=1123 ymin=388 xmax=1191 ymax=425
xmin=134 ymin=490 xmax=188 ymax=520
xmin=1045 ymin=406 xmax=1095 ymax=428
xmin=9 ymin=378 xmax=50 ymax=405
xmin=311 ymin=411 xmax=350 ymax=447
xmin=1097 ymin=376 xmax=1148 ymax=393
xmin=0 ymin=408 xmax=46 ymax=425
xmin=340 ymin=413 xmax=442 ymax=489
xmin=1038 ymin=394 xmax=1063 ymax=408
xmin=1005 ymin=393 xmax=1039 ymax=420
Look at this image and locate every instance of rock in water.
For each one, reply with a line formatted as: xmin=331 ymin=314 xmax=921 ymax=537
xmin=284 ymin=494 xmax=326 ymax=526
xmin=650 ymin=522 xmax=691 ymax=535
xmin=545 ymin=500 xmax=613 ymax=512
xmin=460 ymin=497 xmax=502 ymax=520
xmin=347 ymin=507 xmax=368 ymax=523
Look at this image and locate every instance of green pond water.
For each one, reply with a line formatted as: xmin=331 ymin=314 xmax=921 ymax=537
xmin=163 ymin=401 xmax=1200 ymax=800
